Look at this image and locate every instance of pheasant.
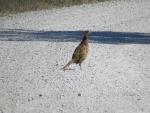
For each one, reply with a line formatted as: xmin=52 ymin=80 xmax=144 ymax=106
xmin=62 ymin=31 xmax=89 ymax=70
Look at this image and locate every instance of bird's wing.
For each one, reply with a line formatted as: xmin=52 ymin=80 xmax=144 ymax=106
xmin=78 ymin=45 xmax=88 ymax=63
xmin=72 ymin=46 xmax=81 ymax=60
xmin=72 ymin=44 xmax=88 ymax=63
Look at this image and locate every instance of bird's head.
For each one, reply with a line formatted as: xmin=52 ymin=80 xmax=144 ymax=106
xmin=83 ymin=31 xmax=89 ymax=37
xmin=84 ymin=31 xmax=89 ymax=34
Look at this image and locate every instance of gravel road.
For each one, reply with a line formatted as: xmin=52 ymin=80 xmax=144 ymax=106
xmin=0 ymin=0 xmax=150 ymax=113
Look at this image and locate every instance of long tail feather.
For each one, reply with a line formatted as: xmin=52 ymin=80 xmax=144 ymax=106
xmin=62 ymin=59 xmax=74 ymax=70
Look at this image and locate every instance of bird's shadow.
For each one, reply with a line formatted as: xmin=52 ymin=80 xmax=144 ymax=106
xmin=0 ymin=28 xmax=150 ymax=44
xmin=61 ymin=68 xmax=75 ymax=71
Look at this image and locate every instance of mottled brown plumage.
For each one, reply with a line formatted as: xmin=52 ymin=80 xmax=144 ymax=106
xmin=62 ymin=31 xmax=89 ymax=70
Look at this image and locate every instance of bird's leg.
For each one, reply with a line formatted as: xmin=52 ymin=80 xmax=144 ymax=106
xmin=79 ymin=63 xmax=82 ymax=70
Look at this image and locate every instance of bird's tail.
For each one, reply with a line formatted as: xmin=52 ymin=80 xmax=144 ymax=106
xmin=62 ymin=59 xmax=74 ymax=70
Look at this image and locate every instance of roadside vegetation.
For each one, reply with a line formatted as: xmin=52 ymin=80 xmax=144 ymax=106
xmin=0 ymin=0 xmax=109 ymax=15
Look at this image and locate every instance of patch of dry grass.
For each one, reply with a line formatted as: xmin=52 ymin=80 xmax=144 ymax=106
xmin=0 ymin=0 xmax=109 ymax=15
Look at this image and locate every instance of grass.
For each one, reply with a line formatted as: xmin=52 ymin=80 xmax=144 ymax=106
xmin=0 ymin=0 xmax=109 ymax=15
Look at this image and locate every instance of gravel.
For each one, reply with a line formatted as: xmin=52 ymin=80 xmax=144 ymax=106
xmin=0 ymin=0 xmax=150 ymax=113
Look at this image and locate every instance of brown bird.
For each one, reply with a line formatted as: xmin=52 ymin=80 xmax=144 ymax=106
xmin=62 ymin=31 xmax=89 ymax=70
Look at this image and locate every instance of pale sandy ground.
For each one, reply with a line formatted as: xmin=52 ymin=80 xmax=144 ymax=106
xmin=0 ymin=0 xmax=150 ymax=113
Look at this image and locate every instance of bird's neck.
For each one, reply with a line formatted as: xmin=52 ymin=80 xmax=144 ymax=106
xmin=81 ymin=35 xmax=88 ymax=45
xmin=83 ymin=35 xmax=88 ymax=40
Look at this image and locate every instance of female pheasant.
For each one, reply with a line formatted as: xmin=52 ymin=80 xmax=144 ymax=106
xmin=62 ymin=31 xmax=89 ymax=70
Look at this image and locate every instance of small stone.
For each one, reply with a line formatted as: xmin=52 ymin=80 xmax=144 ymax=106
xmin=31 ymin=97 xmax=34 ymax=100
xmin=78 ymin=93 xmax=81 ymax=96
xmin=28 ymin=97 xmax=34 ymax=102
xmin=39 ymin=94 xmax=42 ymax=97
xmin=28 ymin=99 xmax=30 ymax=102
